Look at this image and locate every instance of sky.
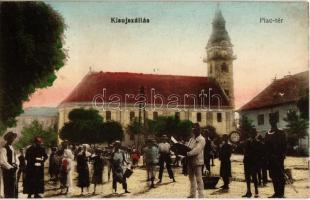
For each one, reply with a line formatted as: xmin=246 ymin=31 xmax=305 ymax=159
xmin=24 ymin=1 xmax=309 ymax=109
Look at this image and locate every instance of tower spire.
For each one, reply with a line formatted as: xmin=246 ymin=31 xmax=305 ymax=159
xmin=207 ymin=6 xmax=231 ymax=48
xmin=216 ymin=2 xmax=219 ymax=11
xmin=204 ymin=6 xmax=236 ymax=108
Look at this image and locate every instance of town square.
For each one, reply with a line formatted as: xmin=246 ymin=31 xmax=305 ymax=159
xmin=0 ymin=1 xmax=309 ymax=199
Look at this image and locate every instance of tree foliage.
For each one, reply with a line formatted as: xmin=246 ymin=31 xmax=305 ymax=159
xmin=126 ymin=115 xmax=193 ymax=139
xmin=238 ymin=116 xmax=256 ymax=140
xmin=0 ymin=2 xmax=66 ymax=135
xmin=14 ymin=120 xmax=57 ymax=149
xmin=176 ymin=120 xmax=193 ymax=139
xmin=59 ymin=108 xmax=123 ymax=144
xmin=283 ymin=110 xmax=308 ymax=145
xmin=297 ymin=89 xmax=309 ymax=120
xmin=102 ymin=121 xmax=124 ymax=144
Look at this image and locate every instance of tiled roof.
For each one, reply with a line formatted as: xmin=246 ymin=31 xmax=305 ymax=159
xmin=59 ymin=72 xmax=230 ymax=108
xmin=239 ymin=71 xmax=309 ymax=111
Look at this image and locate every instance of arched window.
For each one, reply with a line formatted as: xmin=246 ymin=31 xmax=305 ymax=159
xmin=221 ymin=63 xmax=228 ymax=72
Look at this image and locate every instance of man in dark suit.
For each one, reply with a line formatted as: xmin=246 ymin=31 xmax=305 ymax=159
xmin=219 ymin=134 xmax=232 ymax=190
xmin=265 ymin=112 xmax=286 ymax=198
xmin=24 ymin=137 xmax=48 ymax=198
xmin=242 ymin=129 xmax=259 ymax=198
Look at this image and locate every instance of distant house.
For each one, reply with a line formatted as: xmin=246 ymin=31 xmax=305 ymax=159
xmin=4 ymin=107 xmax=58 ymax=141
xmin=238 ymin=71 xmax=309 ymax=151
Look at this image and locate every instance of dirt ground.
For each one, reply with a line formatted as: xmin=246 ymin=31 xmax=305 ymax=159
xmin=18 ymin=154 xmax=309 ymax=198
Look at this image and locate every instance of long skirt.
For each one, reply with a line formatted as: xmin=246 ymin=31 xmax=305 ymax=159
xmin=77 ymin=169 xmax=90 ymax=188
xmin=92 ymin=169 xmax=103 ymax=185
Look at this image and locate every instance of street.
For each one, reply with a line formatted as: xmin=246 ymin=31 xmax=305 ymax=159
xmin=18 ymin=154 xmax=310 ymax=198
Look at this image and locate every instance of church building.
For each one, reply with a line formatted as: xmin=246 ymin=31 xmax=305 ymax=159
xmin=58 ymin=8 xmax=237 ymax=144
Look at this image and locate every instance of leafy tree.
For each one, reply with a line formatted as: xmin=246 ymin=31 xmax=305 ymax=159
xmin=59 ymin=108 xmax=124 ymax=144
xmin=126 ymin=118 xmax=141 ymax=137
xmin=127 ymin=115 xmax=192 ymax=139
xmin=238 ymin=116 xmax=255 ymax=140
xmin=102 ymin=121 xmax=124 ymax=144
xmin=176 ymin=120 xmax=193 ymax=139
xmin=284 ymin=110 xmax=309 ymax=153
xmin=59 ymin=109 xmax=105 ymax=144
xmin=151 ymin=116 xmax=180 ymax=137
xmin=297 ymin=89 xmax=309 ymax=120
xmin=14 ymin=120 xmax=57 ymax=149
xmin=0 ymin=2 xmax=66 ymax=135
xmin=144 ymin=119 xmax=159 ymax=136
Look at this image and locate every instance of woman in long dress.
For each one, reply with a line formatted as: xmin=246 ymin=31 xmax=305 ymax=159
xmin=60 ymin=149 xmax=74 ymax=194
xmin=76 ymin=146 xmax=90 ymax=195
xmin=91 ymin=149 xmax=104 ymax=194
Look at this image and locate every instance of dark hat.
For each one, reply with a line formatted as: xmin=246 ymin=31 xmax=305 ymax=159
xmin=3 ymin=132 xmax=17 ymax=141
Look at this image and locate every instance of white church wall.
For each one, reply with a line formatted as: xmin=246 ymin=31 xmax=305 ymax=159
xmin=58 ymin=104 xmax=236 ymax=145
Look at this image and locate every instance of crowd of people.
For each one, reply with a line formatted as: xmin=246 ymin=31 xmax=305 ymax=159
xmin=0 ymin=112 xmax=287 ymax=198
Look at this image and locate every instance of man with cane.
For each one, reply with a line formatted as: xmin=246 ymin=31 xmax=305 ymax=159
xmin=0 ymin=132 xmax=19 ymax=198
xmin=265 ymin=112 xmax=287 ymax=198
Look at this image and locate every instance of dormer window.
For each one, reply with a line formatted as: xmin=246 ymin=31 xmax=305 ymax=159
xmin=221 ymin=63 xmax=228 ymax=72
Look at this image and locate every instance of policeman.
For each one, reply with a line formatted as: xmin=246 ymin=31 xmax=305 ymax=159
xmin=265 ymin=112 xmax=286 ymax=198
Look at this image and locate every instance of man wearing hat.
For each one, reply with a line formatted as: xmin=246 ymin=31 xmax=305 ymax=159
xmin=186 ymin=123 xmax=206 ymax=198
xmin=265 ymin=112 xmax=286 ymax=198
xmin=219 ymin=134 xmax=232 ymax=190
xmin=157 ymin=134 xmax=175 ymax=183
xmin=23 ymin=136 xmax=48 ymax=198
xmin=0 ymin=132 xmax=18 ymax=198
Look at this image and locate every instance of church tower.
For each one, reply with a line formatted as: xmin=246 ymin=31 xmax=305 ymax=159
xmin=204 ymin=7 xmax=236 ymax=107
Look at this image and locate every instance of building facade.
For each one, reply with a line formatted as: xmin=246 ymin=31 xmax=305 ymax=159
xmin=58 ymin=8 xmax=237 ymax=145
xmin=238 ymin=71 xmax=309 ymax=151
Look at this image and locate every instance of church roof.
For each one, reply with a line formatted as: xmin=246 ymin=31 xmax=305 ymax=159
xmin=207 ymin=8 xmax=231 ymax=46
xmin=239 ymin=71 xmax=309 ymax=111
xmin=59 ymin=72 xmax=231 ymax=108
